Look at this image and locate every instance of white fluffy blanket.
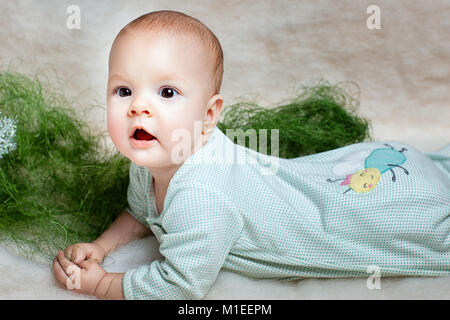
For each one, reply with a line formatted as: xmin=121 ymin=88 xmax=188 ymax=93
xmin=1 ymin=236 xmax=450 ymax=299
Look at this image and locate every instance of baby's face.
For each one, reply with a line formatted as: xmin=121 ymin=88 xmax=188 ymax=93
xmin=107 ymin=30 xmax=219 ymax=170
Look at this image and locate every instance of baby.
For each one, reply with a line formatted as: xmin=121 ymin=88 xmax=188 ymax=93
xmin=53 ymin=10 xmax=450 ymax=300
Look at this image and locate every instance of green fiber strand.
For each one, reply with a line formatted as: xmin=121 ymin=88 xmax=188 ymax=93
xmin=217 ymin=81 xmax=371 ymax=158
xmin=0 ymin=70 xmax=129 ymax=262
xmin=49 ymin=219 xmax=68 ymax=248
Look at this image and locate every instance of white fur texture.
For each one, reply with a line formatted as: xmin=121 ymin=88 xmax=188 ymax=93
xmin=1 ymin=237 xmax=450 ymax=300
xmin=0 ymin=0 xmax=449 ymax=299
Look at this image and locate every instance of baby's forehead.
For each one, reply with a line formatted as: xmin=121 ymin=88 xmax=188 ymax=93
xmin=115 ymin=30 xmax=214 ymax=71
xmin=116 ymin=30 xmax=210 ymax=65
xmin=120 ymin=29 xmax=209 ymax=52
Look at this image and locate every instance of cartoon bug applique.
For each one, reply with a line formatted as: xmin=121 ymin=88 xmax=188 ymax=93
xmin=327 ymin=143 xmax=409 ymax=194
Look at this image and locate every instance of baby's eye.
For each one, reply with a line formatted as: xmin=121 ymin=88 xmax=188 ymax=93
xmin=159 ymin=87 xmax=178 ymax=99
xmin=114 ymin=87 xmax=132 ymax=97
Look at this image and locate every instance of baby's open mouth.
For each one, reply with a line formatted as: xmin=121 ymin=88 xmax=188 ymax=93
xmin=132 ymin=128 xmax=156 ymax=141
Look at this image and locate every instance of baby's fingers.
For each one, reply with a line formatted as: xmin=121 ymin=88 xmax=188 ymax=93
xmin=57 ymin=251 xmax=74 ymax=272
xmin=53 ymin=252 xmax=82 ymax=291
xmin=53 ymin=254 xmax=69 ymax=288
xmin=70 ymin=244 xmax=88 ymax=264
xmin=64 ymin=246 xmax=75 ymax=262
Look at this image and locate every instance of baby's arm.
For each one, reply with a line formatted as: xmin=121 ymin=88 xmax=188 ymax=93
xmin=93 ymin=210 xmax=152 ymax=299
xmin=94 ymin=210 xmax=152 ymax=256
xmin=122 ymin=183 xmax=244 ymax=299
xmin=94 ymin=272 xmax=125 ymax=299
xmin=90 ymin=211 xmax=151 ymax=299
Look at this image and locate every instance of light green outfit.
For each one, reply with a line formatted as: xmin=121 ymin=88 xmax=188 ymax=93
xmin=122 ymin=127 xmax=450 ymax=299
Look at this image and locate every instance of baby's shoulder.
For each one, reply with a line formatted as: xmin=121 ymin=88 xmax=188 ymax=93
xmin=176 ymin=160 xmax=233 ymax=185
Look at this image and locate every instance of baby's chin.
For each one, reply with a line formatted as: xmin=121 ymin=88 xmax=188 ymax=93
xmin=127 ymin=151 xmax=181 ymax=170
xmin=127 ymin=152 xmax=161 ymax=168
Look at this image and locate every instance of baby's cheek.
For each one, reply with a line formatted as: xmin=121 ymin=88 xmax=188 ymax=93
xmin=107 ymin=115 xmax=127 ymax=146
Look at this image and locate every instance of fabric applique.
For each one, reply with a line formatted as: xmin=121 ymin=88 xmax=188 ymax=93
xmin=327 ymin=143 xmax=409 ymax=194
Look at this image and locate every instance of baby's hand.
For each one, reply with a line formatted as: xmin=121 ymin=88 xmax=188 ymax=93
xmin=53 ymin=251 xmax=107 ymax=297
xmin=64 ymin=242 xmax=106 ymax=265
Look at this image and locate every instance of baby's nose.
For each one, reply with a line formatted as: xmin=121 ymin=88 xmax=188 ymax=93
xmin=128 ymin=104 xmax=152 ymax=117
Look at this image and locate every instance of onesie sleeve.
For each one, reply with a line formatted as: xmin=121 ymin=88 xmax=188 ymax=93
xmin=123 ymin=162 xmax=149 ymax=227
xmin=122 ymin=182 xmax=243 ymax=300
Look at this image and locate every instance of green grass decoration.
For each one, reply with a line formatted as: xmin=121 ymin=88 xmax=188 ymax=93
xmin=0 ymin=71 xmax=371 ymax=263
xmin=0 ymin=71 xmax=130 ymax=262
xmin=217 ymin=82 xmax=372 ymax=158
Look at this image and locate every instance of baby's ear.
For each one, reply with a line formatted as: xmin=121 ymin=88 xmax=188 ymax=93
xmin=203 ymin=94 xmax=223 ymax=132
